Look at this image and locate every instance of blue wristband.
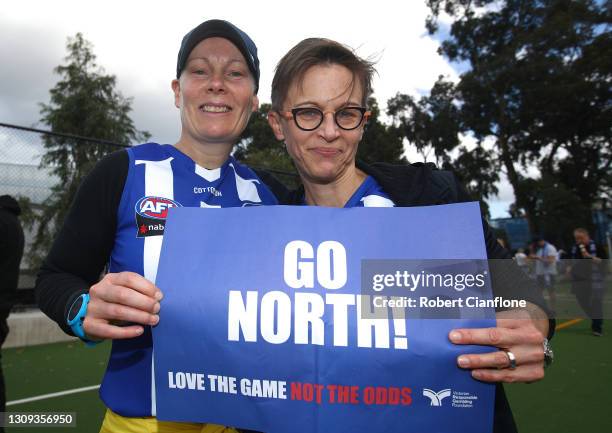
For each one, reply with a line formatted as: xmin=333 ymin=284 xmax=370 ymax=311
xmin=67 ymin=293 xmax=100 ymax=347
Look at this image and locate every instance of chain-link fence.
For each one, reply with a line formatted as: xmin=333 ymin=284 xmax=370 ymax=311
xmin=0 ymin=122 xmax=131 ymax=203
xmin=0 ymin=121 xmax=298 ymax=306
xmin=1 ymin=125 xmax=54 ymax=204
xmin=0 ymin=125 xmax=50 ymax=303
xmin=1 ymin=122 xmax=131 ymax=306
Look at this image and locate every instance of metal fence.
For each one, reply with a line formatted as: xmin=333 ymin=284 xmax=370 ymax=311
xmin=0 ymin=122 xmax=130 ymax=203
xmin=0 ymin=122 xmax=132 ymax=306
xmin=0 ymin=121 xmax=297 ymax=304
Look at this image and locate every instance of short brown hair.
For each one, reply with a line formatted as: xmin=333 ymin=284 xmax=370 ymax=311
xmin=271 ymin=38 xmax=376 ymax=111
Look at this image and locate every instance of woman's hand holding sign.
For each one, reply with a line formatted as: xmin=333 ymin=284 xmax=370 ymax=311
xmin=450 ymin=304 xmax=549 ymax=383
xmin=83 ymin=271 xmax=163 ymax=340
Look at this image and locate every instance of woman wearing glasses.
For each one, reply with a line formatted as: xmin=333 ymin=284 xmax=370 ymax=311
xmin=267 ymin=38 xmax=553 ymax=433
xmin=267 ymin=39 xmax=382 ymax=208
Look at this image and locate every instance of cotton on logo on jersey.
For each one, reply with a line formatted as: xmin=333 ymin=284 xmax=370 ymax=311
xmin=135 ymin=196 xmax=182 ymax=238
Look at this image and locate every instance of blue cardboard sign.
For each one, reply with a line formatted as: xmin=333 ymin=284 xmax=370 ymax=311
xmin=153 ymin=203 xmax=495 ymax=433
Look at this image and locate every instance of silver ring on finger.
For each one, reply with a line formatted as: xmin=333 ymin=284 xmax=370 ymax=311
xmin=503 ymin=349 xmax=517 ymax=370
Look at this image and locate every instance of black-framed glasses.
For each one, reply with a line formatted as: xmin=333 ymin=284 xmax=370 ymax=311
xmin=279 ymin=107 xmax=371 ymax=131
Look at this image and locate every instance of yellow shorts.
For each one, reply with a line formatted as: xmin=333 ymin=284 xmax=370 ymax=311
xmin=99 ymin=409 xmax=240 ymax=433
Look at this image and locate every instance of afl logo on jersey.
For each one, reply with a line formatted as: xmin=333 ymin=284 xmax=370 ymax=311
xmin=135 ymin=196 xmax=182 ymax=238
xmin=135 ymin=196 xmax=181 ymax=219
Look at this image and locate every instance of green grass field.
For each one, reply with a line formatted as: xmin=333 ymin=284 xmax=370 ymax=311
xmin=3 ymin=341 xmax=109 ymax=432
xmin=505 ymin=319 xmax=612 ymax=433
xmin=2 ymin=320 xmax=610 ymax=432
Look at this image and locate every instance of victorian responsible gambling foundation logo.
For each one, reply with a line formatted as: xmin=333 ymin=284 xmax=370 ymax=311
xmin=423 ymin=388 xmax=479 ymax=408
xmin=422 ymin=388 xmax=451 ymax=406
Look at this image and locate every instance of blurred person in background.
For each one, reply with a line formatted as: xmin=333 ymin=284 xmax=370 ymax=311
xmin=530 ymin=237 xmax=558 ymax=313
xmin=513 ymin=248 xmax=529 ymax=274
xmin=567 ymin=228 xmax=608 ymax=336
xmin=0 ymin=195 xmax=25 ymax=428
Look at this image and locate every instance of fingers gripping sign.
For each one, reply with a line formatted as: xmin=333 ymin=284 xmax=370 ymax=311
xmin=83 ymin=271 xmax=163 ymax=340
xmin=449 ymin=311 xmax=547 ymax=384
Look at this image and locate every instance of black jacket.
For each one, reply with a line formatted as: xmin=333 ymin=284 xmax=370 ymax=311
xmin=0 ymin=195 xmax=24 ymax=344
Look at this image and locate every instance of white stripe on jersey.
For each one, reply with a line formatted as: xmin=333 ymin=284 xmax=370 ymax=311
xmin=361 ymin=194 xmax=395 ymax=207
xmin=195 ymin=164 xmax=221 ymax=182
xmin=200 ymin=201 xmax=221 ymax=208
xmin=135 ymin=156 xmax=174 ymax=417
xmin=230 ymin=163 xmax=262 ymax=203
xmin=135 ymin=157 xmax=174 ymax=283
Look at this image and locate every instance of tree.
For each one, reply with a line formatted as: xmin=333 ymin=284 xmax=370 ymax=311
xmin=519 ymin=175 xmax=590 ymax=248
xmin=388 ymin=77 xmax=462 ymax=166
xmin=387 ymin=77 xmax=500 ymax=217
xmin=29 ymin=33 xmax=149 ymax=267
xmin=235 ymin=103 xmax=300 ymax=189
xmin=426 ymin=0 xmax=611 ymax=232
xmin=357 ymin=97 xmax=407 ymax=165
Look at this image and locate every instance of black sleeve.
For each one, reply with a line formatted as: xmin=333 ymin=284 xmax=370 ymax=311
xmin=35 ymin=150 xmax=129 ymax=335
xmin=455 ymin=180 xmax=555 ymax=339
xmin=253 ymin=168 xmax=292 ymax=204
xmin=0 ymin=212 xmax=24 ymax=316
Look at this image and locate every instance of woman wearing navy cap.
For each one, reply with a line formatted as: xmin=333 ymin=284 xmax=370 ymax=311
xmin=36 ymin=19 xmax=278 ymax=433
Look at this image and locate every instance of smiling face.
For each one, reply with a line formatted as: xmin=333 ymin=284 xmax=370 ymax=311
xmin=172 ymin=37 xmax=258 ymax=151
xmin=268 ymin=63 xmax=365 ymax=185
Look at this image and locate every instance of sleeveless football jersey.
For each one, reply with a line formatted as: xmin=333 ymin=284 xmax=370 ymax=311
xmin=100 ymin=143 xmax=278 ymax=417
xmin=299 ymin=176 xmax=394 ymax=208
xmin=344 ymin=176 xmax=395 ymax=208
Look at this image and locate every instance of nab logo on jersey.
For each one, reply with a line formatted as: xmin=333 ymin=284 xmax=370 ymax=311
xmin=135 ymin=196 xmax=182 ymax=238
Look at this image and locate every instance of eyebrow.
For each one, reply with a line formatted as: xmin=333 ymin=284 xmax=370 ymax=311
xmin=293 ymin=100 xmax=362 ymax=108
xmin=186 ymin=57 xmax=247 ymax=66
xmin=226 ymin=58 xmax=248 ymax=66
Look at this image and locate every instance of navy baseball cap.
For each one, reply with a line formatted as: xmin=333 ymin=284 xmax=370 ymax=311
xmin=176 ymin=19 xmax=260 ymax=93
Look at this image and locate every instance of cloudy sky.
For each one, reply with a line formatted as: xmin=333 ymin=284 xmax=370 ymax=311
xmin=0 ymin=0 xmax=515 ymax=217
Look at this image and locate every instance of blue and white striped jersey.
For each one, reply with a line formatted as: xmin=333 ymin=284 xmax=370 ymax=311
xmin=344 ymin=176 xmax=395 ymax=208
xmin=100 ymin=143 xmax=277 ymax=417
